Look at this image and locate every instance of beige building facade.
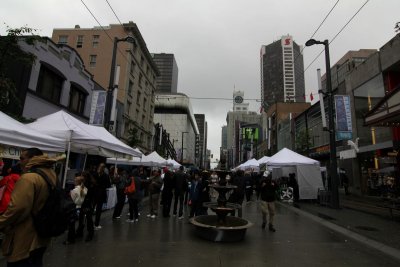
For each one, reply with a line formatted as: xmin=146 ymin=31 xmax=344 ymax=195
xmin=52 ymin=22 xmax=159 ymax=153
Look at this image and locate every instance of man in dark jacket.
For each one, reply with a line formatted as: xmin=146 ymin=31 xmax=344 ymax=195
xmin=173 ymin=166 xmax=188 ymax=219
xmin=260 ymin=171 xmax=278 ymax=232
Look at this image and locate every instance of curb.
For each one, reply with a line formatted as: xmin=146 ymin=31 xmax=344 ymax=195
xmin=278 ymin=202 xmax=400 ymax=262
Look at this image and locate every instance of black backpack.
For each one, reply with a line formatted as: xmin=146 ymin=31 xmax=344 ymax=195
xmin=31 ymin=168 xmax=76 ymax=238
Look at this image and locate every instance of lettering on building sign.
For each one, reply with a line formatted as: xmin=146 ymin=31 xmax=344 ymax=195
xmin=0 ymin=145 xmax=22 ymax=160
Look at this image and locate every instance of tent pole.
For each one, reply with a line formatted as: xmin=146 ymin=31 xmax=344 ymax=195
xmin=62 ymin=139 xmax=71 ymax=189
xmin=82 ymin=152 xmax=88 ymax=172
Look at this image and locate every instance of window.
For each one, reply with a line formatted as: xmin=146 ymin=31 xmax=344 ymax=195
xmin=128 ymin=80 xmax=134 ymax=96
xmin=126 ymin=101 xmax=132 ymax=115
xmin=137 ymin=91 xmax=141 ymax=105
xmin=143 ymin=97 xmax=147 ymax=111
xmin=130 ymin=61 xmax=136 ymax=74
xmin=58 ymin=35 xmax=68 ymax=45
xmin=89 ymin=55 xmax=97 ymax=67
xmin=140 ymin=56 xmax=144 ymax=67
xmin=92 ymin=35 xmax=99 ymax=47
xmin=36 ymin=66 xmax=63 ymax=104
xmin=76 ymin=35 xmax=84 ymax=48
xmin=139 ymin=73 xmax=143 ymax=88
xmin=69 ymin=84 xmax=87 ymax=114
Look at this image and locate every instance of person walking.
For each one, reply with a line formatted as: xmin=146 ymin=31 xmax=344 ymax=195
xmin=188 ymin=170 xmax=202 ymax=218
xmin=126 ymin=172 xmax=143 ymax=223
xmin=0 ymin=147 xmax=56 ymax=266
xmin=173 ymin=166 xmax=188 ymax=219
xmin=161 ymin=169 xmax=174 ymax=217
xmin=260 ymin=171 xmax=278 ymax=232
xmin=147 ymin=169 xmax=163 ymax=218
xmin=92 ymin=163 xmax=111 ymax=230
xmin=76 ymin=171 xmax=96 ymax=242
xmin=112 ymin=168 xmax=128 ymax=220
xmin=64 ymin=175 xmax=87 ymax=245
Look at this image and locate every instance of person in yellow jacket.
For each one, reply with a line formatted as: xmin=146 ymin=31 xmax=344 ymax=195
xmin=0 ymin=147 xmax=57 ymax=266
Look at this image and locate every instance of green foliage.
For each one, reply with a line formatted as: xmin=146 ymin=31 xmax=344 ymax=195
xmin=396 ymin=22 xmax=400 ymax=33
xmin=127 ymin=127 xmax=142 ymax=147
xmin=0 ymin=25 xmax=40 ymax=120
xmin=295 ymin=129 xmax=311 ymax=154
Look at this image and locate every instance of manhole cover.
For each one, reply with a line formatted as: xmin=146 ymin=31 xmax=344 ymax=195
xmin=354 ymin=226 xmax=378 ymax=231
xmin=317 ymin=213 xmax=336 ymax=221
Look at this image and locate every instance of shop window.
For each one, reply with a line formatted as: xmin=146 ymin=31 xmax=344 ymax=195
xmin=69 ymin=84 xmax=87 ymax=114
xmin=36 ymin=66 xmax=64 ymax=104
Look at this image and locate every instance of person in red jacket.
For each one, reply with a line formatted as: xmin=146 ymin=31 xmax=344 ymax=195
xmin=0 ymin=164 xmax=22 ymax=214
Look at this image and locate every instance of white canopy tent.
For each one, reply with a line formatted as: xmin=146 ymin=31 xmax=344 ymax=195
xmin=0 ymin=111 xmax=65 ymax=153
xmin=166 ymin=158 xmax=181 ymax=170
xmin=28 ymin=110 xmax=142 ymax=187
xmin=257 ymin=156 xmax=271 ymax=165
xmin=236 ymin=158 xmax=260 ymax=171
xmin=267 ymin=148 xmax=323 ymax=200
xmin=107 ymin=151 xmax=168 ymax=168
xmin=28 ymin=110 xmax=141 ymax=158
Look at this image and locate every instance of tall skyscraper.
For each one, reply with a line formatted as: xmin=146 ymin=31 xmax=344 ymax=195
xmin=260 ymin=35 xmax=305 ymax=107
xmin=152 ymin=53 xmax=178 ymax=93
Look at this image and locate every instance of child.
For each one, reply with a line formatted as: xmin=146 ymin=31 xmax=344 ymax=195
xmin=64 ymin=175 xmax=87 ymax=244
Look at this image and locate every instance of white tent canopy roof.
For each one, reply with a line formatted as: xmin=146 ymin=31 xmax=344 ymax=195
xmin=257 ymin=156 xmax=271 ymax=165
xmin=142 ymin=151 xmax=167 ymax=166
xmin=267 ymin=148 xmax=320 ymax=166
xmin=107 ymin=151 xmax=168 ymax=167
xmin=237 ymin=158 xmax=259 ymax=171
xmin=28 ymin=110 xmax=141 ymax=158
xmin=0 ymin=111 xmax=65 ymax=152
xmin=166 ymin=158 xmax=181 ymax=169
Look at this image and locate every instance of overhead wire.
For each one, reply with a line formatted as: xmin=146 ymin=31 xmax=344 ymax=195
xmin=80 ymin=0 xmax=130 ymax=64
xmin=304 ymin=0 xmax=370 ymax=72
xmin=293 ymin=0 xmax=340 ymax=64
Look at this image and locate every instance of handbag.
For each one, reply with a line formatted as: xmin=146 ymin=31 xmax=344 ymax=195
xmin=124 ymin=177 xmax=136 ymax=195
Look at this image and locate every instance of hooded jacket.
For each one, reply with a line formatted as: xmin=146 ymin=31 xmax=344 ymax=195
xmin=0 ymin=154 xmax=57 ymax=262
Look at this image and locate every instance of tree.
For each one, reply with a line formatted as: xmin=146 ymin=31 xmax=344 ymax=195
xmin=127 ymin=127 xmax=142 ymax=147
xmin=0 ymin=25 xmax=40 ymax=120
xmin=396 ymin=22 xmax=400 ymax=33
xmin=295 ymin=129 xmax=311 ymax=155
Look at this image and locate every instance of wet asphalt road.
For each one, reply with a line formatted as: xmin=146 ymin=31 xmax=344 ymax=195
xmin=2 ymin=201 xmax=399 ymax=267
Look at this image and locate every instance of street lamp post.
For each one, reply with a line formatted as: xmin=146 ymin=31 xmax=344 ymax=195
xmin=181 ymin=131 xmax=188 ymax=164
xmin=305 ymin=39 xmax=339 ymax=209
xmin=104 ymin=36 xmax=135 ymax=132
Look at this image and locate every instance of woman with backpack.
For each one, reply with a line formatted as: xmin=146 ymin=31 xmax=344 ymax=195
xmin=126 ymin=171 xmax=144 ymax=223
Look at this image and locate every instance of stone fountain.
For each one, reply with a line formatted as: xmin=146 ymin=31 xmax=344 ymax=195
xmin=189 ymin=182 xmax=253 ymax=242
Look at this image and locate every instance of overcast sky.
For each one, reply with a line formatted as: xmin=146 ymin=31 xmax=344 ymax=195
xmin=1 ymin=0 xmax=399 ymax=161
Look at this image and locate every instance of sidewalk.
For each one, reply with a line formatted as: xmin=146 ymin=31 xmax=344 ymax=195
xmin=280 ymin=193 xmax=400 ymax=261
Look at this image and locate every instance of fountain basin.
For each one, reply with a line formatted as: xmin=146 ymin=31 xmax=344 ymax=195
xmin=189 ymin=215 xmax=253 ymax=242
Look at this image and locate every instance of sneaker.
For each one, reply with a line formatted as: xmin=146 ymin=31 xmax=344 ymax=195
xmin=151 ymin=214 xmax=157 ymax=219
xmin=94 ymin=225 xmax=102 ymax=230
xmin=134 ymin=219 xmax=139 ymax=222
xmin=126 ymin=219 xmax=135 ymax=223
xmin=178 ymin=216 xmax=184 ymax=220
xmin=173 ymin=213 xmax=177 ymax=217
xmin=112 ymin=216 xmax=121 ymax=220
xmin=63 ymin=240 xmax=74 ymax=245
xmin=147 ymin=214 xmax=152 ymax=218
xmin=261 ymin=222 xmax=266 ymax=229
xmin=85 ymin=236 xmax=93 ymax=242
xmin=268 ymin=224 xmax=276 ymax=232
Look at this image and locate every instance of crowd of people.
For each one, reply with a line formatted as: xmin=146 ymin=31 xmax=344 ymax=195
xmin=0 ymin=148 xmax=284 ymax=266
